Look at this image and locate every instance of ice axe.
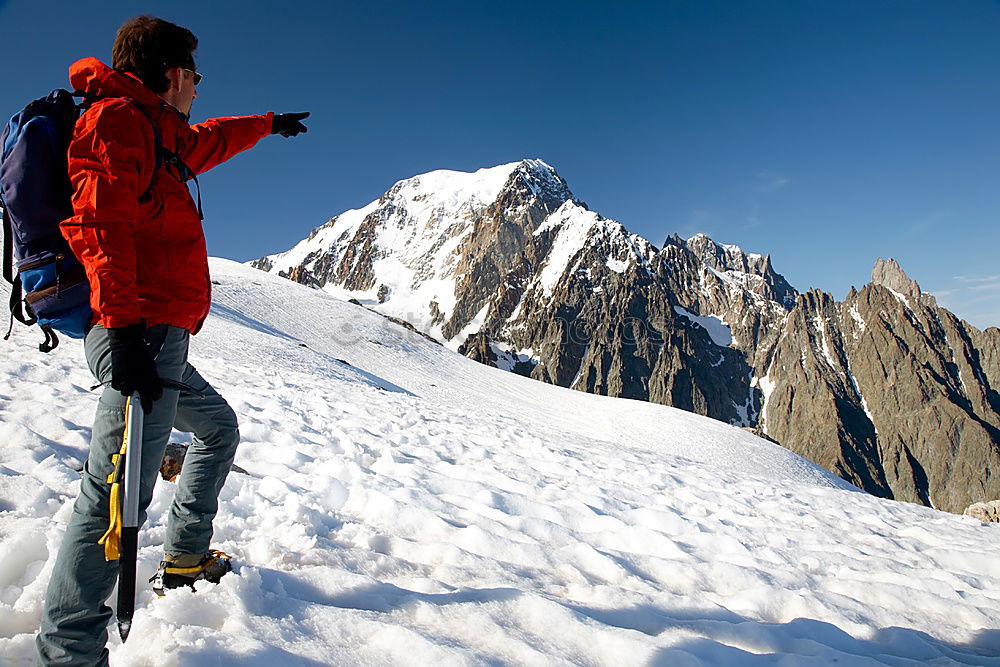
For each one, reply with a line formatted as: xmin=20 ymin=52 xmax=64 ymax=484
xmin=98 ymin=382 xmax=192 ymax=640
xmin=115 ymin=392 xmax=144 ymax=641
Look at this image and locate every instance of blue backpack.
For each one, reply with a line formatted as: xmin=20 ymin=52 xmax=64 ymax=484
xmin=0 ymin=89 xmax=172 ymax=352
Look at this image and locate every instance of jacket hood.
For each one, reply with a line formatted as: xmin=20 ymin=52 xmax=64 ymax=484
xmin=68 ymin=58 xmax=163 ymax=107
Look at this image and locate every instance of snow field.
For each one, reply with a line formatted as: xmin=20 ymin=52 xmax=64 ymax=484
xmin=672 ymin=306 xmax=734 ymax=348
xmin=1 ymin=260 xmax=999 ymax=665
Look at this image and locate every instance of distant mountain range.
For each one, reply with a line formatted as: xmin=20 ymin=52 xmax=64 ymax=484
xmin=251 ymin=159 xmax=1000 ymax=513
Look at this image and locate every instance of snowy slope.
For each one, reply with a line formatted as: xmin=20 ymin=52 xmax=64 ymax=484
xmin=1 ymin=260 xmax=999 ymax=665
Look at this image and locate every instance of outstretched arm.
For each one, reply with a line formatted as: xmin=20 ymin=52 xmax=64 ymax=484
xmin=177 ymin=111 xmax=311 ymax=175
xmin=177 ymin=113 xmax=274 ymax=176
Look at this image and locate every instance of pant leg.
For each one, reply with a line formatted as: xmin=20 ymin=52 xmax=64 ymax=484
xmin=163 ymin=363 xmax=240 ymax=557
xmin=36 ymin=325 xmax=189 ymax=666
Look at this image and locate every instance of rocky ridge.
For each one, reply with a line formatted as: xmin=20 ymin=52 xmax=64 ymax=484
xmin=251 ymin=160 xmax=1000 ymax=513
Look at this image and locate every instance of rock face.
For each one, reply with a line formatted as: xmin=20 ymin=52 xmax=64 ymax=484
xmin=964 ymin=500 xmax=1000 ymax=523
xmin=251 ymin=159 xmax=1000 ymax=513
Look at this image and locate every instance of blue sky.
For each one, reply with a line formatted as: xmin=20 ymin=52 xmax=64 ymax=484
xmin=3 ymin=0 xmax=999 ymax=328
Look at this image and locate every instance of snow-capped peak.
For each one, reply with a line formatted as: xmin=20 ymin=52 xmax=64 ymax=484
xmin=380 ymin=158 xmax=570 ymax=213
xmin=385 ymin=162 xmax=522 ymax=211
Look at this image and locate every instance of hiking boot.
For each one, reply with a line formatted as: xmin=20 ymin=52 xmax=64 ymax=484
xmin=150 ymin=549 xmax=232 ymax=597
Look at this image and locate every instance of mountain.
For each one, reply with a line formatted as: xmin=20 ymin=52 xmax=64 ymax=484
xmin=252 ymin=160 xmax=1000 ymax=513
xmin=3 ymin=259 xmax=1000 ymax=664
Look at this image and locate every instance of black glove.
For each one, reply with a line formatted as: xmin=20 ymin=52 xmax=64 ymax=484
xmin=270 ymin=112 xmax=310 ymax=137
xmin=106 ymin=324 xmax=163 ymax=414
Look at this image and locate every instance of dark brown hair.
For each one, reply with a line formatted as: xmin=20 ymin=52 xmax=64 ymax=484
xmin=112 ymin=16 xmax=198 ymax=94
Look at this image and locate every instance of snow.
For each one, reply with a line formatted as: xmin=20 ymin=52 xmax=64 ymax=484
xmin=534 ymin=202 xmax=599 ymax=297
xmin=705 ymin=264 xmax=763 ymax=301
xmin=813 ymin=316 xmax=839 ymax=371
xmin=2 ymin=259 xmax=1000 ymax=665
xmin=673 ymin=306 xmax=734 ymax=347
xmin=399 ymin=162 xmax=521 ymax=210
xmin=753 ymin=369 xmax=776 ymax=436
xmin=258 ymin=161 xmax=539 ymax=345
xmin=266 ymin=200 xmax=381 ymax=274
xmin=838 ymin=318 xmax=878 ymax=435
xmin=847 ymin=365 xmax=878 ymax=435
xmin=885 ymin=286 xmax=912 ymax=310
xmin=489 ymin=342 xmax=538 ymax=373
xmin=450 ymin=303 xmax=490 ymax=351
xmin=605 ymin=257 xmax=629 ymax=274
xmin=849 ymin=304 xmax=867 ymax=335
xmin=704 ymin=265 xmax=774 ymax=311
xmin=731 ymin=400 xmax=750 ymax=428
xmin=722 ymin=243 xmax=757 ymax=261
xmin=568 ymin=345 xmax=590 ymax=389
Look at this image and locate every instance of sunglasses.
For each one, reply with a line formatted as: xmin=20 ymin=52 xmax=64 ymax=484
xmin=181 ymin=68 xmax=203 ymax=86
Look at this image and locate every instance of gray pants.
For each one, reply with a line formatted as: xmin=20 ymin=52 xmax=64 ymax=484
xmin=36 ymin=325 xmax=240 ymax=666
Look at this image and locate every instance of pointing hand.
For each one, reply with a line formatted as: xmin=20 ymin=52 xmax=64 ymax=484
xmin=270 ymin=112 xmax=310 ymax=137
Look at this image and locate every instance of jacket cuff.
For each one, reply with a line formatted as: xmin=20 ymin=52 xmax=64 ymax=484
xmin=264 ymin=112 xmax=274 ymax=135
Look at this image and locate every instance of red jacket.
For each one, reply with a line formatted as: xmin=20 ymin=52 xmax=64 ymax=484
xmin=61 ymin=58 xmax=272 ymax=334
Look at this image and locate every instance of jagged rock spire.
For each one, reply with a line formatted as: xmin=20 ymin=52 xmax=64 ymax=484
xmin=871 ymin=258 xmax=921 ymax=300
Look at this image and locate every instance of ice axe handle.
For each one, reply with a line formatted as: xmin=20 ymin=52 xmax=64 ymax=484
xmin=122 ymin=393 xmax=144 ymax=527
xmin=117 ymin=392 xmax=144 ymax=641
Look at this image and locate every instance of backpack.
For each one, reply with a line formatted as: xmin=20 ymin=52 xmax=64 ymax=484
xmin=0 ymin=89 xmax=186 ymax=352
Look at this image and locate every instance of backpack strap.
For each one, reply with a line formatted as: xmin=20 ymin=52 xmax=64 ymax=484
xmin=1 ymin=200 xmax=12 ymax=285
xmin=74 ymin=93 xmax=179 ymax=201
xmin=118 ymin=99 xmax=164 ymax=177
xmin=38 ymin=325 xmax=58 ymax=353
xmin=0 ymin=203 xmax=37 ymax=336
xmin=120 ymin=99 xmax=203 ymax=220
xmin=3 ymin=202 xmax=20 ymax=339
